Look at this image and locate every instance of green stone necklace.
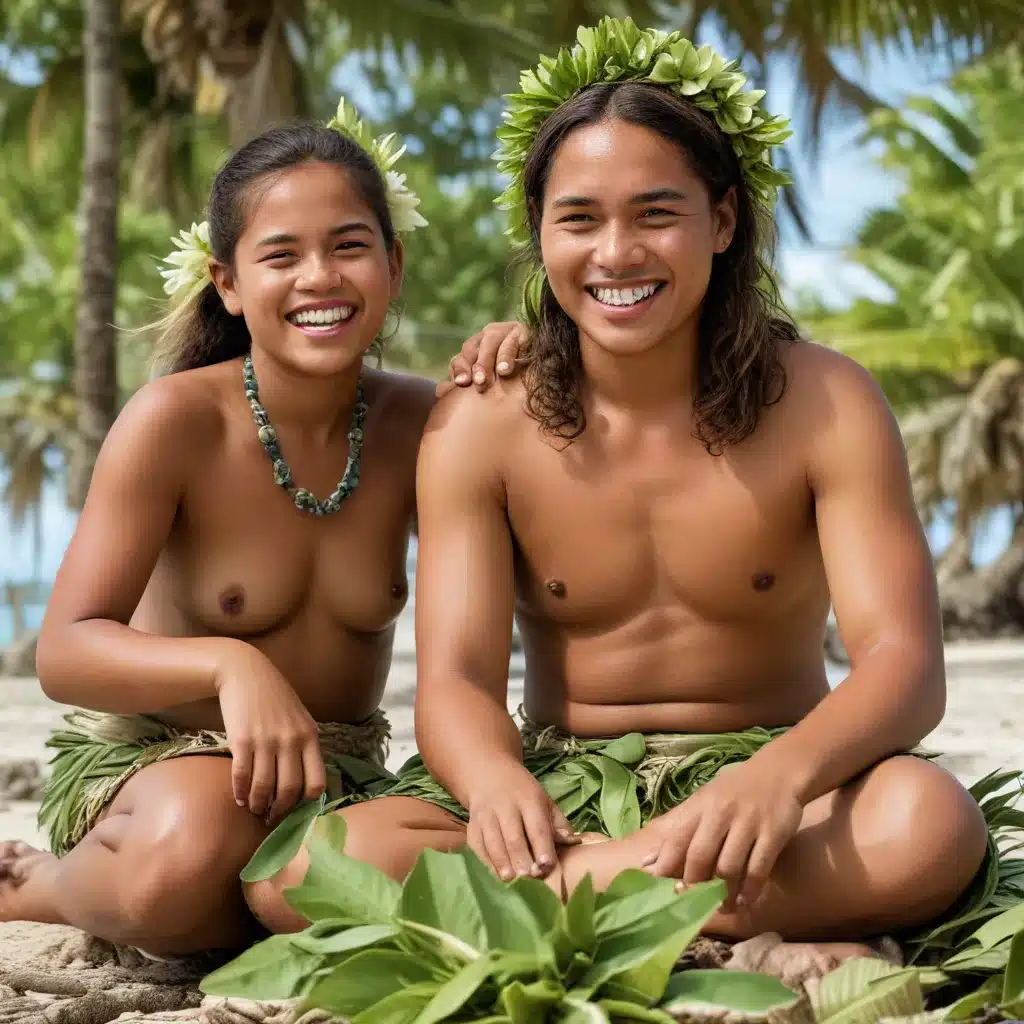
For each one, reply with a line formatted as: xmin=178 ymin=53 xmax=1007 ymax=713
xmin=242 ymin=354 xmax=367 ymax=517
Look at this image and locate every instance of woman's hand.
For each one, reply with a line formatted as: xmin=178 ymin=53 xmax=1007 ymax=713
xmin=437 ymin=322 xmax=528 ymax=398
xmin=215 ymin=644 xmax=326 ymax=823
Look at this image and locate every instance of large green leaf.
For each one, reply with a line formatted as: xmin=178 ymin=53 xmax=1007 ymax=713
xmin=580 ymin=880 xmax=725 ymax=992
xmin=284 ymin=815 xmax=401 ymax=925
xmin=805 ymin=959 xmax=925 ymax=1024
xmin=401 ymin=847 xmax=487 ymax=954
xmin=660 ymin=969 xmax=804 ymax=1015
xmin=240 ymin=795 xmax=325 ymax=883
xmin=199 ymin=934 xmax=324 ymax=1000
xmin=461 ymin=850 xmax=549 ymax=957
xmin=416 ymin=953 xmax=501 ymax=1024
xmin=303 ymin=949 xmax=438 ymax=1016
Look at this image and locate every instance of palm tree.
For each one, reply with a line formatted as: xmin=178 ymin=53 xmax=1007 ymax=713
xmin=68 ymin=0 xmax=122 ymax=508
xmin=805 ymin=49 xmax=1024 ymax=637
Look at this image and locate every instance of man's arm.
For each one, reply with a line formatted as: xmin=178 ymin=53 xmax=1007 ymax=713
xmin=414 ymin=389 xmax=520 ymax=789
xmin=752 ymin=347 xmax=945 ymax=804
xmin=414 ymin=387 xmax=574 ymax=878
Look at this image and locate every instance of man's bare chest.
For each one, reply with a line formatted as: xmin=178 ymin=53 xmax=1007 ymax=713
xmin=506 ymin=438 xmax=827 ymax=628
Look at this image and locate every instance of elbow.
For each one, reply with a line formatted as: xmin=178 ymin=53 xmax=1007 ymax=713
xmin=34 ymin=624 xmax=77 ymax=703
xmin=904 ymin=645 xmax=946 ymax=742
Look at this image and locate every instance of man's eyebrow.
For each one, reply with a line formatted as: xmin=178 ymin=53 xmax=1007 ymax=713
xmin=630 ymin=188 xmax=687 ymax=204
xmin=549 ymin=188 xmax=688 ymax=210
xmin=550 ymin=195 xmax=595 ymax=209
xmin=255 ymin=223 xmax=374 ymax=246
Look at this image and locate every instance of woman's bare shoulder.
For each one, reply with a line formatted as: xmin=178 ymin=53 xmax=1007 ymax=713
xmin=364 ymin=367 xmax=436 ymax=439
xmin=113 ymin=361 xmax=235 ymax=448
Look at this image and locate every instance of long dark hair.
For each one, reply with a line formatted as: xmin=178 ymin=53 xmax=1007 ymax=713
xmin=519 ymin=81 xmax=798 ymax=452
xmin=151 ymin=122 xmax=397 ymax=375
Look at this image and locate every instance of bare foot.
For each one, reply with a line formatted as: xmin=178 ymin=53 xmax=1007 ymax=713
xmin=725 ymin=931 xmax=902 ymax=989
xmin=0 ymin=840 xmax=64 ymax=924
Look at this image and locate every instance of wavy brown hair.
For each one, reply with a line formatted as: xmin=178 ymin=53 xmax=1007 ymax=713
xmin=519 ymin=81 xmax=799 ymax=453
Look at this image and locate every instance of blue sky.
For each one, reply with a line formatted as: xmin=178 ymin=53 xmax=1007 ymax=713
xmin=764 ymin=43 xmax=958 ymax=307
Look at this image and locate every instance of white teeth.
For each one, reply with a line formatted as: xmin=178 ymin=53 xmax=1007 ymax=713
xmin=290 ymin=306 xmax=353 ymax=325
xmin=591 ymin=284 xmax=659 ymax=306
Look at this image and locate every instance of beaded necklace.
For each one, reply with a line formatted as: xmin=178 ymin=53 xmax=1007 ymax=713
xmin=242 ymin=354 xmax=366 ymax=516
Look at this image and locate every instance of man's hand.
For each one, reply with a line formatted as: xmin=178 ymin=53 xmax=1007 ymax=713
xmin=640 ymin=762 xmax=803 ymax=908
xmin=436 ymin=322 xmax=528 ymax=398
xmin=467 ymin=760 xmax=579 ymax=881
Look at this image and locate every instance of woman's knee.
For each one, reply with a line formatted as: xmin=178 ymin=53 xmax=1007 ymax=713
xmin=81 ymin=760 xmax=269 ymax=945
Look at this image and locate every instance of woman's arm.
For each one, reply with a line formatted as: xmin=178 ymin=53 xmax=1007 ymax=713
xmin=36 ymin=376 xmax=248 ymax=712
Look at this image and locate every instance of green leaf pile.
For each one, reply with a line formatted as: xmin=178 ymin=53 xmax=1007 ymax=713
xmin=202 ymin=816 xmax=806 ymax=1023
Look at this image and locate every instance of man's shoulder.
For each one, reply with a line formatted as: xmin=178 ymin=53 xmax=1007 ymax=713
xmin=780 ymin=340 xmax=891 ymax=425
xmin=425 ymin=374 xmax=528 ymax=440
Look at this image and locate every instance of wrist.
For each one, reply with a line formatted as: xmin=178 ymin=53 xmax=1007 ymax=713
xmin=747 ymin=743 xmax=814 ymax=806
xmin=465 ymin=755 xmax=529 ymax=804
xmin=204 ymin=637 xmax=262 ymax=694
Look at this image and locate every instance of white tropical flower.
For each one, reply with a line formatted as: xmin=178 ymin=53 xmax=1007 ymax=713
xmin=158 ymin=221 xmax=212 ymax=297
xmin=329 ymin=99 xmax=427 ymax=235
xmin=385 ymin=170 xmax=429 ymax=233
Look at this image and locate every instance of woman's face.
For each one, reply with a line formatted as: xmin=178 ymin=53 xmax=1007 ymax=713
xmin=212 ymin=161 xmax=402 ymax=377
xmin=538 ymin=117 xmax=736 ymax=358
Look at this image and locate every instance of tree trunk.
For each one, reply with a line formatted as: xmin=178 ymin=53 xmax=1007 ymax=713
xmin=940 ymin=507 xmax=1024 ymax=638
xmin=69 ymin=0 xmax=121 ymax=509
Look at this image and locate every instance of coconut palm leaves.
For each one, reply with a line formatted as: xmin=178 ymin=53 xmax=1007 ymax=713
xmin=804 ymin=49 xmax=1024 ymax=619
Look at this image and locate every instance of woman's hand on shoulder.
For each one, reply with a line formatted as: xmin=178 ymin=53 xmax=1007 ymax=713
xmin=214 ymin=642 xmax=326 ymax=823
xmin=437 ymin=322 xmax=529 ymax=398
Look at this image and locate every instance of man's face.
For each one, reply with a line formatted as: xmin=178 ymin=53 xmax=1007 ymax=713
xmin=539 ymin=117 xmax=736 ymax=358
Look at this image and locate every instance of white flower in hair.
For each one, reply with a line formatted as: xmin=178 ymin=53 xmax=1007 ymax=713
xmin=328 ymin=98 xmax=428 ymax=233
xmin=385 ymin=170 xmax=428 ymax=232
xmin=158 ymin=221 xmax=212 ymax=298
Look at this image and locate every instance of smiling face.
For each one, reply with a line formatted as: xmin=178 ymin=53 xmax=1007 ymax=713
xmin=210 ymin=160 xmax=402 ymax=377
xmin=538 ymin=117 xmax=736 ymax=359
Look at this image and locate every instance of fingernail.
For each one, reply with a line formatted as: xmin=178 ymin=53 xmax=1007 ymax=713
xmin=641 ymin=853 xmax=656 ymax=866
xmin=500 ymin=869 xmax=513 ymax=881
xmin=498 ymin=362 xmax=510 ymax=373
xmin=473 ymin=372 xmax=485 ymax=384
xmin=538 ymin=854 xmax=552 ymax=867
xmin=236 ymin=800 xmax=245 ymax=807
xmin=455 ymin=373 xmax=469 ymax=384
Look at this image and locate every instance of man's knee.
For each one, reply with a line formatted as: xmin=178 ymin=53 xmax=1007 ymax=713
xmin=860 ymin=757 xmax=987 ymax=916
xmin=338 ymin=797 xmax=466 ymax=876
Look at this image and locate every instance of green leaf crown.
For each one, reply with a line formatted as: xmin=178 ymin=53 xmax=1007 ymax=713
xmin=495 ymin=17 xmax=792 ymax=322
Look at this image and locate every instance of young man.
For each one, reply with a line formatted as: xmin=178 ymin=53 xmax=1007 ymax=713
xmin=256 ymin=20 xmax=1021 ymax=972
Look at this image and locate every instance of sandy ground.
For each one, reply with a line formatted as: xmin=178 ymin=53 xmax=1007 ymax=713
xmin=1 ymin=638 xmax=1022 ymax=847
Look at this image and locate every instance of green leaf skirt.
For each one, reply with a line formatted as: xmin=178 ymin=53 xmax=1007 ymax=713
xmin=386 ymin=712 xmax=1024 ymax=966
xmin=37 ymin=708 xmax=396 ymax=857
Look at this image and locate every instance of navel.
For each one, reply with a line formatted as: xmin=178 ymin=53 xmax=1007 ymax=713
xmin=545 ymin=578 xmax=566 ymax=598
xmin=219 ymin=586 xmax=246 ymax=615
xmin=752 ymin=572 xmax=776 ymax=592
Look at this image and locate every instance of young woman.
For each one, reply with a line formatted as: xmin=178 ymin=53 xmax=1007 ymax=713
xmin=0 ymin=109 xmax=522 ymax=957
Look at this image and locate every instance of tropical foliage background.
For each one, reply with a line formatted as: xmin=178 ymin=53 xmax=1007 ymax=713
xmin=1 ymin=0 xmax=1023 ymax=641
